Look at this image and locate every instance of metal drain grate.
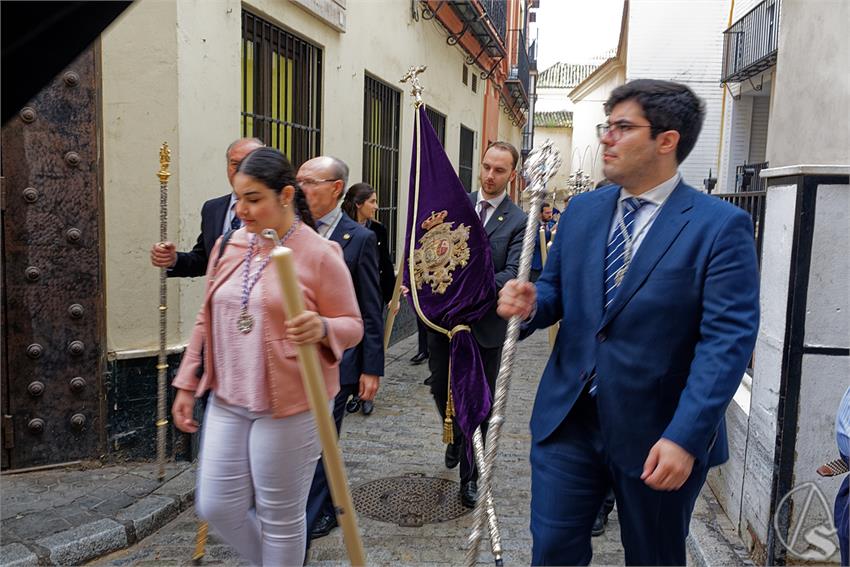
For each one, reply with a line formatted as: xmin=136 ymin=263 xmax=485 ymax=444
xmin=352 ymin=473 xmax=470 ymax=527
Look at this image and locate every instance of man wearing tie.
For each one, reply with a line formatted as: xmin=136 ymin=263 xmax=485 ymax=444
xmin=498 ymin=79 xmax=760 ymax=565
xmin=530 ymin=203 xmax=556 ymax=282
xmin=426 ymin=141 xmax=526 ymax=508
xmin=149 ymin=137 xmax=264 ymax=275
xmin=296 ymin=156 xmax=384 ymax=540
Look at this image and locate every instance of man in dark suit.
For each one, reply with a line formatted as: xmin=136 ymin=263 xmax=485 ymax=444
xmin=530 ymin=202 xmax=556 ymax=282
xmin=297 ymin=156 xmax=384 ymax=540
xmin=149 ymin=138 xmax=264 ymax=275
xmin=426 ymin=141 xmax=526 ymax=508
xmin=498 ymin=80 xmax=760 ymax=565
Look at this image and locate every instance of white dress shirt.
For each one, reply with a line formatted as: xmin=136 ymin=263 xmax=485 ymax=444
xmin=223 ymin=193 xmax=239 ymax=234
xmin=607 ymin=172 xmax=681 ymax=254
xmin=475 ymin=190 xmax=507 ymax=226
xmin=316 ymin=206 xmax=345 ymax=240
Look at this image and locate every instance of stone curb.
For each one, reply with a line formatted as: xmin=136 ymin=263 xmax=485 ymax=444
xmin=0 ymin=469 xmax=196 ymax=567
xmin=687 ymin=489 xmax=755 ymax=567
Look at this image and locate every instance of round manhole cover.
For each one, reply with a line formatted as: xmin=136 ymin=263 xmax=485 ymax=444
xmin=352 ymin=473 xmax=470 ymax=527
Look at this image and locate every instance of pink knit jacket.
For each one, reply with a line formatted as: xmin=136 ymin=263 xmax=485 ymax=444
xmin=172 ymin=224 xmax=363 ymax=418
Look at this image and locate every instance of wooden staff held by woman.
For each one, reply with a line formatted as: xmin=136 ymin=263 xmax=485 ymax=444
xmin=171 ymin=147 xmax=364 ymax=566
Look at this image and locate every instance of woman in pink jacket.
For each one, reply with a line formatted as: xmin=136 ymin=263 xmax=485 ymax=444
xmin=171 ymin=147 xmax=363 ymax=566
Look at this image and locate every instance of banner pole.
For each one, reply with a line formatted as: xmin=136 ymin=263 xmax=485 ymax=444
xmin=466 ymin=141 xmax=561 ymax=566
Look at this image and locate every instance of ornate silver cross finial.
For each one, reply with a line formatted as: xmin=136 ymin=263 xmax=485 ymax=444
xmin=522 ymin=139 xmax=562 ymax=198
xmin=400 ymin=65 xmax=427 ymax=106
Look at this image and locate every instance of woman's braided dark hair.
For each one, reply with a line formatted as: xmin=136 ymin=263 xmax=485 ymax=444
xmin=237 ymin=147 xmax=316 ymax=230
xmin=341 ymin=182 xmax=376 ymax=221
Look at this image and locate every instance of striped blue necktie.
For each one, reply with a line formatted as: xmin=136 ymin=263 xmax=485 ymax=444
xmin=589 ymin=197 xmax=647 ymax=397
xmin=230 ymin=209 xmax=241 ymax=231
xmin=603 ymin=197 xmax=647 ymax=310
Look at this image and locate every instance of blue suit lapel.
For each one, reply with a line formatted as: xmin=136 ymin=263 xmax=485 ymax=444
xmin=329 ymin=215 xmax=355 ymax=251
xmin=586 ymin=187 xmax=621 ymax=321
xmin=599 ymin=181 xmax=693 ymax=329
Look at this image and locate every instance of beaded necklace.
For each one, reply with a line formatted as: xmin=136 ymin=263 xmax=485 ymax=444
xmin=237 ymin=218 xmax=300 ymax=333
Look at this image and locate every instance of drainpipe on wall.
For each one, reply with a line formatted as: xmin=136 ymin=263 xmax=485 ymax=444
xmin=715 ymin=0 xmax=736 ymax=190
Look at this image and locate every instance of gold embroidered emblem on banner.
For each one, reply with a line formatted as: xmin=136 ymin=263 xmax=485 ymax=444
xmin=413 ymin=210 xmax=470 ymax=294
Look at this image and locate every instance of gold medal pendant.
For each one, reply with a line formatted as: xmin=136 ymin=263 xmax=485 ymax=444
xmin=237 ymin=308 xmax=254 ymax=334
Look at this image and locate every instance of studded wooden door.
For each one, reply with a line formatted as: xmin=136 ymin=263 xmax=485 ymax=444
xmin=1 ymin=45 xmax=105 ymax=469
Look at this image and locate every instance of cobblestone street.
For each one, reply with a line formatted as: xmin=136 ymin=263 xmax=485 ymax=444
xmin=93 ymin=331 xmax=629 ymax=566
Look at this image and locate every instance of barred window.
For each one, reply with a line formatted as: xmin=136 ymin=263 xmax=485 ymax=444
xmin=242 ymin=11 xmax=322 ymax=168
xmin=459 ymin=125 xmax=475 ymax=192
xmin=425 ymin=107 xmax=446 ymax=148
xmin=362 ymin=75 xmax=401 ymax=261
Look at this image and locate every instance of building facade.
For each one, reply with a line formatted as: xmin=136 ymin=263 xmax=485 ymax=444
xmin=1 ymin=0 xmax=536 ymax=469
xmin=707 ymin=1 xmax=849 ymax=565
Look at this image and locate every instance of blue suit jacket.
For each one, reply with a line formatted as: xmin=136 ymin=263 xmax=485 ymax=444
xmin=526 ymin=181 xmax=760 ymax=475
xmin=168 ymin=193 xmax=230 ymax=278
xmin=329 ymin=214 xmax=384 ymax=386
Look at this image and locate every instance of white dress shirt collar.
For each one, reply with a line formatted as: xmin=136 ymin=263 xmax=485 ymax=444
xmin=476 ymin=190 xmax=507 ymax=210
xmin=316 ymin=206 xmax=344 ymax=239
xmin=619 ymin=172 xmax=681 ymax=207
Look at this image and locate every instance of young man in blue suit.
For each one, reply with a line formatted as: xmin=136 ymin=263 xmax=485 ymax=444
xmin=498 ymin=80 xmax=760 ymax=565
xmin=149 ymin=137 xmax=264 ymax=276
xmin=297 ymin=156 xmax=384 ymax=540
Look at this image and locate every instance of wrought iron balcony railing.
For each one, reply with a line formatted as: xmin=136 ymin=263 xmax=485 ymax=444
xmin=721 ymin=0 xmax=780 ymax=83
xmin=736 ymin=161 xmax=769 ymax=192
xmin=480 ymin=0 xmax=507 ymax=46
xmin=505 ymin=29 xmax=530 ymax=107
xmin=422 ymin=1 xmax=508 ymax=79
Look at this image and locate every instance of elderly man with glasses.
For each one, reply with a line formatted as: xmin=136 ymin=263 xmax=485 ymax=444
xmin=296 ymin=156 xmax=384 ymax=542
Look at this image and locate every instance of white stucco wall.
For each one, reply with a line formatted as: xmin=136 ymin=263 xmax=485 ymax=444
xmin=569 ymin=65 xmax=626 ymax=183
xmin=102 ymin=0 xmax=183 ymax=354
xmin=765 ymin=0 xmax=850 ymax=168
xmin=101 ymin=0 xmax=497 ymax=352
xmin=533 ymin=126 xmax=572 ymax=192
xmin=627 ymin=0 xmax=729 ymax=189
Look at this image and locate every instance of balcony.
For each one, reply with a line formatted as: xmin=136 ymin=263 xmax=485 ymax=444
xmin=503 ymin=29 xmax=530 ymax=113
xmin=721 ymin=0 xmax=780 ymax=83
xmin=421 ymin=0 xmax=508 ymax=79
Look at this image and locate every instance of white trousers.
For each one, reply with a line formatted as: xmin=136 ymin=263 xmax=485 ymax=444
xmin=196 ymin=395 xmax=320 ymax=567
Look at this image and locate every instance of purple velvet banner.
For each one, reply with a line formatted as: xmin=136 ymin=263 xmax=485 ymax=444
xmin=403 ymin=105 xmax=497 ymax=444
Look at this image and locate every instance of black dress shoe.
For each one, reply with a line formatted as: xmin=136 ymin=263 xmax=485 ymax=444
xmin=445 ymin=442 xmax=461 ymax=469
xmin=591 ymin=510 xmax=608 ymax=537
xmin=345 ymin=396 xmax=361 ymax=414
xmin=410 ymin=352 xmax=429 ymax=365
xmin=460 ymin=481 xmax=478 ymax=508
xmin=361 ymin=400 xmax=374 ymax=415
xmin=310 ymin=513 xmax=338 ymax=539
xmin=423 ymin=376 xmax=434 ymax=386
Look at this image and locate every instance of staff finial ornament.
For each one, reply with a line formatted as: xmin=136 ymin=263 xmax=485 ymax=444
xmin=400 ymin=65 xmax=427 ymax=106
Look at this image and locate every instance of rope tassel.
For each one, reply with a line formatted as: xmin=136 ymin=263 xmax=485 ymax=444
xmin=443 ymin=387 xmax=455 ymax=445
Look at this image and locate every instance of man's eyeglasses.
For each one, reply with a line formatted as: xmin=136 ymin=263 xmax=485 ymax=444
xmin=296 ymin=178 xmax=339 ymax=187
xmin=596 ymin=121 xmax=653 ymax=141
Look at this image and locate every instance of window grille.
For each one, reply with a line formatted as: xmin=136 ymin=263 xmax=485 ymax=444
xmin=459 ymin=125 xmax=475 ymax=192
xmin=362 ymin=75 xmax=401 ymax=261
xmin=425 ymin=107 xmax=446 ymax=148
xmin=242 ymin=11 xmax=322 ymax=168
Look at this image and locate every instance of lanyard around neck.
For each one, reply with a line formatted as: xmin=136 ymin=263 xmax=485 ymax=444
xmin=615 ymin=200 xmax=662 ymax=269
